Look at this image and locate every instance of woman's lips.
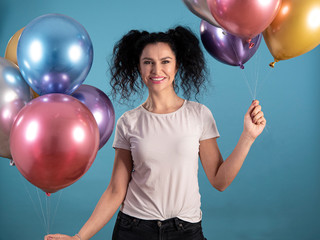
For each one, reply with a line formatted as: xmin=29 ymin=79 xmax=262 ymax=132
xmin=150 ymin=77 xmax=165 ymax=84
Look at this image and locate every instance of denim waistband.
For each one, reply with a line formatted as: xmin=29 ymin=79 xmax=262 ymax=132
xmin=117 ymin=211 xmax=201 ymax=231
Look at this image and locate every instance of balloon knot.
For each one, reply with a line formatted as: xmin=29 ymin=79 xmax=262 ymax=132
xmin=9 ymin=159 xmax=15 ymax=166
xmin=240 ymin=64 xmax=245 ymax=69
xmin=46 ymin=192 xmax=51 ymax=197
xmin=269 ymin=59 xmax=278 ymax=68
xmin=249 ymin=42 xmax=255 ymax=49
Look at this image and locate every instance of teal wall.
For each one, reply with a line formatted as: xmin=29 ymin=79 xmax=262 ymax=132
xmin=0 ymin=0 xmax=319 ymax=239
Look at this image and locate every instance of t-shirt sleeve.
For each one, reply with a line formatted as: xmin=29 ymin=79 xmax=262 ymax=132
xmin=112 ymin=116 xmax=131 ymax=150
xmin=200 ymin=105 xmax=220 ymax=141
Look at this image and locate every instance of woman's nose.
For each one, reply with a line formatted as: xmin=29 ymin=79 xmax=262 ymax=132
xmin=151 ymin=63 xmax=161 ymax=74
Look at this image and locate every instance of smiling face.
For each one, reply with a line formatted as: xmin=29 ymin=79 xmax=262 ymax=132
xmin=139 ymin=42 xmax=178 ymax=94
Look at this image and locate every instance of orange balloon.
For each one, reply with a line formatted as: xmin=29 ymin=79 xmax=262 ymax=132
xmin=4 ymin=27 xmax=24 ymax=65
xmin=263 ymin=0 xmax=320 ymax=67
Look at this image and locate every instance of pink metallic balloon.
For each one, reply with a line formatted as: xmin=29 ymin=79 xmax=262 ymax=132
xmin=207 ymin=0 xmax=282 ymax=39
xmin=10 ymin=94 xmax=99 ymax=193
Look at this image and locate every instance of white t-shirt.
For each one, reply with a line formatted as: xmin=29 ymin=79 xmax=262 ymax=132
xmin=112 ymin=100 xmax=219 ymax=223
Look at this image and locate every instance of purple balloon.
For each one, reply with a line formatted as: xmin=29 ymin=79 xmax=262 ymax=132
xmin=71 ymin=85 xmax=115 ymax=149
xmin=200 ymin=20 xmax=262 ymax=69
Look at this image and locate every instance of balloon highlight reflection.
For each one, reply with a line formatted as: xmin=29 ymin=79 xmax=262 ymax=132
xmin=10 ymin=94 xmax=100 ymax=193
xmin=207 ymin=0 xmax=281 ymax=39
xmin=71 ymin=85 xmax=115 ymax=150
xmin=0 ymin=57 xmax=33 ymax=159
xmin=200 ymin=21 xmax=262 ymax=69
xmin=17 ymin=14 xmax=93 ymax=95
xmin=263 ymin=0 xmax=320 ymax=66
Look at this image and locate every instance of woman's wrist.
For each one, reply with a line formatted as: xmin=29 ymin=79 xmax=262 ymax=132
xmin=74 ymin=234 xmax=81 ymax=240
xmin=240 ymin=132 xmax=255 ymax=145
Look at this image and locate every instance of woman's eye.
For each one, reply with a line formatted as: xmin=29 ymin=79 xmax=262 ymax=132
xmin=143 ymin=61 xmax=152 ymax=65
xmin=162 ymin=60 xmax=170 ymax=64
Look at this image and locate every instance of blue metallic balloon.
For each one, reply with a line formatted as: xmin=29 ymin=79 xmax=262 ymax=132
xmin=71 ymin=85 xmax=115 ymax=149
xmin=17 ymin=14 xmax=93 ymax=95
xmin=200 ymin=20 xmax=262 ymax=69
xmin=0 ymin=57 xmax=33 ymax=159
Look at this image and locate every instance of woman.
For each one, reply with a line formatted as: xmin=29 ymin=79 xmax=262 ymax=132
xmin=45 ymin=26 xmax=266 ymax=240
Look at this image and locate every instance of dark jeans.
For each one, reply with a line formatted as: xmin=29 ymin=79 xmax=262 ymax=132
xmin=112 ymin=211 xmax=207 ymax=240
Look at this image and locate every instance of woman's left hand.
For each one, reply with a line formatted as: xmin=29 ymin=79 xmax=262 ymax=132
xmin=243 ymin=100 xmax=266 ymax=141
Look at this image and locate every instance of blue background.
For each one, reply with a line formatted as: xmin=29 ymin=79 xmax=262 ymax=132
xmin=1 ymin=0 xmax=319 ymax=239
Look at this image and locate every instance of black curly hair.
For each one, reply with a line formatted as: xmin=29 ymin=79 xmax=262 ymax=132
xmin=109 ymin=26 xmax=208 ymax=103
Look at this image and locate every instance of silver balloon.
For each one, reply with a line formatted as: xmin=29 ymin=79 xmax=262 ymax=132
xmin=0 ymin=57 xmax=33 ymax=159
xmin=182 ymin=0 xmax=221 ymax=27
xmin=17 ymin=14 xmax=93 ymax=95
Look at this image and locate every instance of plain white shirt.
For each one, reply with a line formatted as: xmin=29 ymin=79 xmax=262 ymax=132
xmin=112 ymin=100 xmax=219 ymax=222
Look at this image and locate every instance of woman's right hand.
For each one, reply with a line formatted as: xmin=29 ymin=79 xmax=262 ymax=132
xmin=44 ymin=234 xmax=79 ymax=240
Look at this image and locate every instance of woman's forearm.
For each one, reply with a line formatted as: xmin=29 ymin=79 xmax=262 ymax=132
xmin=77 ymin=186 xmax=126 ymax=240
xmin=214 ymin=133 xmax=254 ymax=191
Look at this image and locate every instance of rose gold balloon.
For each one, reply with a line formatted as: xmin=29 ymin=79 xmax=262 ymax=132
xmin=207 ymin=0 xmax=282 ymax=39
xmin=10 ymin=94 xmax=99 ymax=193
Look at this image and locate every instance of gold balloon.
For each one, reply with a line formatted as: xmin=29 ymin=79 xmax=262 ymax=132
xmin=31 ymin=89 xmax=39 ymax=98
xmin=4 ymin=27 xmax=24 ymax=65
xmin=4 ymin=27 xmax=40 ymax=98
xmin=263 ymin=0 xmax=320 ymax=67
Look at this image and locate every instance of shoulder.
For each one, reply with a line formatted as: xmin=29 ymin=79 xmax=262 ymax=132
xmin=184 ymin=101 xmax=216 ymax=123
xmin=116 ymin=106 xmax=143 ymax=126
xmin=121 ymin=106 xmax=141 ymax=118
xmin=185 ymin=100 xmax=210 ymax=114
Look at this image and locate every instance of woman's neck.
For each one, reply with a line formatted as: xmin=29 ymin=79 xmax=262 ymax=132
xmin=142 ymin=92 xmax=184 ymax=114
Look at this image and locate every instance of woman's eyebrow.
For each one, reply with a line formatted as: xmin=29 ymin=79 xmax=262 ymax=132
xmin=141 ymin=56 xmax=173 ymax=60
xmin=161 ymin=57 xmax=173 ymax=60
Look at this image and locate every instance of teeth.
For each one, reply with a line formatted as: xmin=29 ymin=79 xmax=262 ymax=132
xmin=151 ymin=77 xmax=164 ymax=81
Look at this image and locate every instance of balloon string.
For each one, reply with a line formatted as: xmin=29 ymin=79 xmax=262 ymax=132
xmin=228 ymin=35 xmax=254 ymax=99
xmin=46 ymin=195 xmax=51 ymax=234
xmin=19 ymin=174 xmax=47 ymax=231
xmin=239 ymin=68 xmax=254 ymax=99
xmin=36 ymin=188 xmax=48 ymax=233
xmin=19 ymin=174 xmax=63 ymax=235
xmin=255 ymin=66 xmax=274 ymax=97
xmin=248 ymin=51 xmax=273 ymax=135
xmin=264 ymin=122 xmax=272 ymax=135
xmin=253 ymin=49 xmax=262 ymax=99
xmin=51 ymin=190 xmax=64 ymax=230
